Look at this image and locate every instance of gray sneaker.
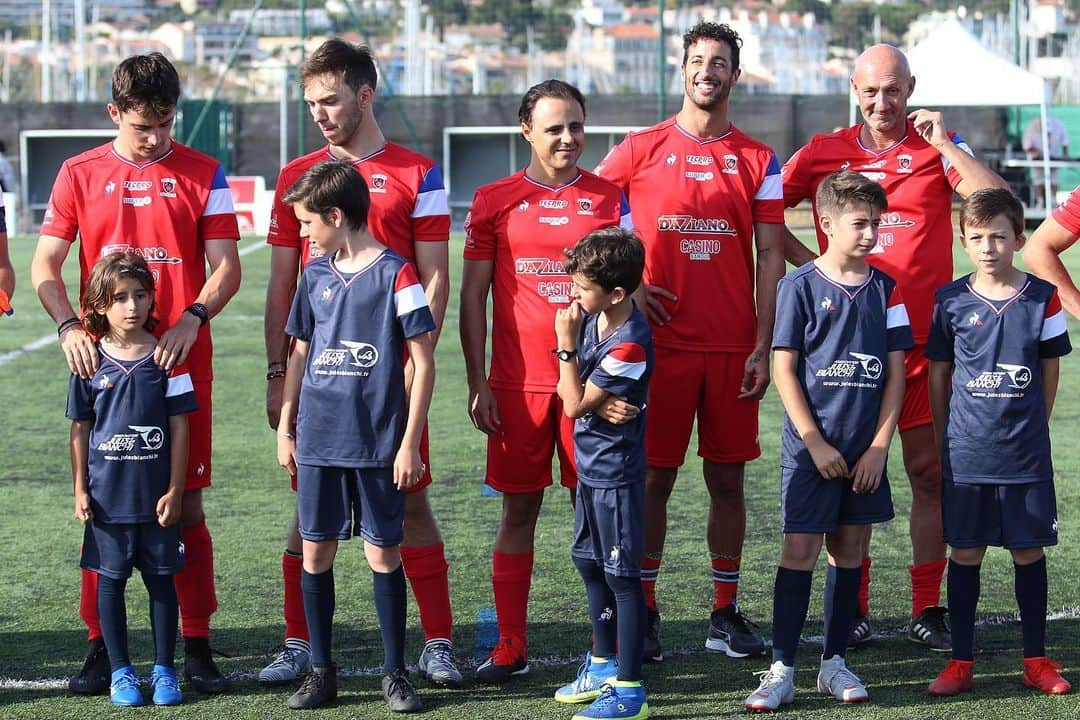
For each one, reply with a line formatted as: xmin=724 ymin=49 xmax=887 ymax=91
xmin=259 ymin=642 xmax=311 ymax=685
xmin=817 ymin=655 xmax=869 ymax=703
xmin=907 ymin=606 xmax=952 ymax=653
xmin=417 ymin=639 xmax=463 ymax=688
xmin=745 ymin=660 xmax=795 ymax=711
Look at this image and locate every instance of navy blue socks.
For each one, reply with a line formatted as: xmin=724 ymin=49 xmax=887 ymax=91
xmin=822 ymin=564 xmax=862 ymax=659
xmin=301 ymin=567 xmax=336 ymax=668
xmin=142 ymin=571 xmax=178 ymax=668
xmin=771 ymin=566 xmax=812 ymax=665
xmin=573 ymin=556 xmax=617 ymax=659
xmin=372 ymin=565 xmax=407 ymax=673
xmin=1014 ymin=555 xmax=1048 ymax=658
xmin=97 ymin=575 xmax=130 ymax=672
xmin=947 ymin=559 xmax=980 ymax=661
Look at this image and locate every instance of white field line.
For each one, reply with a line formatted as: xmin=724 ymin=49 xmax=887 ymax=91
xmin=4 ymin=607 xmax=1080 ymax=691
xmin=0 ymin=242 xmax=267 ymax=369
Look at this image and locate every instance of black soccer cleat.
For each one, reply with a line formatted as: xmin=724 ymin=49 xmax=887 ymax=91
xmin=68 ymin=637 xmax=110 ymax=695
xmin=705 ymin=604 xmax=766 ymax=658
xmin=847 ymin=614 xmax=873 ymax=649
xmin=643 ymin=608 xmax=664 ymax=663
xmin=382 ymin=668 xmax=422 ymax=713
xmin=183 ymin=636 xmax=230 ymax=693
xmin=287 ymin=663 xmax=337 ymax=710
xmin=907 ymin=606 xmax=952 ymax=653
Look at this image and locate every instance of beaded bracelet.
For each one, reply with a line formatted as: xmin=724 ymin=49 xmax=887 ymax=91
xmin=57 ymin=317 xmax=81 ymax=337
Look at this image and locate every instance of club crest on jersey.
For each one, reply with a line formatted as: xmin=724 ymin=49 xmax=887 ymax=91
xmin=577 ymin=197 xmax=593 ymax=214
xmin=370 ymin=174 xmax=388 ymax=193
xmin=160 ymin=178 xmax=177 ymax=197
xmin=722 ymin=154 xmax=739 ymax=175
xmin=897 ymin=154 xmax=913 ymax=173
xmin=821 ymin=297 xmax=837 ymax=312
xmin=838 ymin=161 xmax=851 ymax=171
xmin=968 ymin=311 xmax=983 ymax=326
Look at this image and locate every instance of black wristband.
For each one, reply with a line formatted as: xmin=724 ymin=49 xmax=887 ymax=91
xmin=185 ymin=302 xmax=209 ymax=326
xmin=57 ymin=317 xmax=81 ymax=337
xmin=266 ymin=370 xmax=287 ymax=380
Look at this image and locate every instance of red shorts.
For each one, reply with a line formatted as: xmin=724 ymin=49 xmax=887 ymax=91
xmin=485 ymin=388 xmax=576 ymax=494
xmin=646 ymin=348 xmax=761 ymax=468
xmin=899 ymin=344 xmax=932 ymax=432
xmin=290 ymin=425 xmax=432 ymax=495
xmin=186 ymin=381 xmax=213 ymax=491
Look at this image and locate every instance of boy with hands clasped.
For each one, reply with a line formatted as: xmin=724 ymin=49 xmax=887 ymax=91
xmin=746 ymin=171 xmax=912 ymax=711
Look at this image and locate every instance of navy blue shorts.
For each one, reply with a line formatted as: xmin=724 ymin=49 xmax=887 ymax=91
xmin=780 ymin=467 xmax=894 ymax=534
xmin=943 ymin=478 xmax=1058 ymax=549
xmin=571 ymin=482 xmax=644 ymax=578
xmin=81 ymin=520 xmax=184 ymax=580
xmin=296 ymin=464 xmax=404 ymax=546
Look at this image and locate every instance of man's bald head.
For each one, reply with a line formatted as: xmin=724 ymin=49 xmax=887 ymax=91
xmin=853 ymin=44 xmax=911 ymax=84
xmin=851 ymin=44 xmax=915 ymax=141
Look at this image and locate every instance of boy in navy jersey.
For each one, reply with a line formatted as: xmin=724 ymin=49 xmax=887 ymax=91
xmin=554 ymin=227 xmax=653 ymax=720
xmin=276 ymin=161 xmax=436 ymax=712
xmin=926 ymin=188 xmax=1072 ymax=697
xmin=746 ymin=172 xmax=912 ymax=711
xmin=68 ymin=252 xmax=197 ymax=707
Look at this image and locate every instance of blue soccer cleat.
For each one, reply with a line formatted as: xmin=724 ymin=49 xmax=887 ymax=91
xmin=554 ymin=654 xmax=618 ymax=704
xmin=109 ymin=666 xmax=144 ymax=707
xmin=572 ymin=681 xmax=650 ymax=720
xmin=150 ymin=664 xmax=183 ymax=705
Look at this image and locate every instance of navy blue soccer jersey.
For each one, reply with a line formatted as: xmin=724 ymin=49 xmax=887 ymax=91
xmin=573 ymin=305 xmax=654 ymax=488
xmin=773 ymin=263 xmax=914 ymax=470
xmin=926 ymin=274 xmax=1071 ymax=484
xmin=286 ymin=250 xmax=436 ymax=468
xmin=66 ymin=350 xmax=198 ymax=523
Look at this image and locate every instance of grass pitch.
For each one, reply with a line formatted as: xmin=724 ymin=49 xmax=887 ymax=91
xmin=1 ymin=234 xmax=1079 ymax=719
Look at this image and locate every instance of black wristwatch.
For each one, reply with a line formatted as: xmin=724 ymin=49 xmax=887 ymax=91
xmin=553 ymin=348 xmax=578 ymax=362
xmin=184 ymin=302 xmax=209 ymax=326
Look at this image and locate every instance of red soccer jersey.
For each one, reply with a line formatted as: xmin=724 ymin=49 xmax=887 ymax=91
xmin=782 ymin=121 xmax=972 ymax=342
xmin=463 ymin=169 xmax=633 ymax=392
xmin=41 ymin=141 xmax=239 ymax=381
xmin=268 ymin=142 xmax=450 ymax=268
xmin=596 ymin=118 xmax=785 ymax=352
xmin=1051 ymin=185 xmax=1080 ymax=235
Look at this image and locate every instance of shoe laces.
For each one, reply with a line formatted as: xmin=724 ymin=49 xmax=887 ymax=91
xmin=297 ymin=668 xmax=325 ymax=695
xmin=725 ymin=605 xmax=761 ymax=635
xmin=277 ymin=645 xmax=304 ymax=667
xmin=919 ymin=607 xmax=950 ymax=633
xmin=424 ymin=640 xmax=454 ymax=665
xmin=826 ymin=662 xmax=864 ymax=690
xmin=591 ymin=683 xmax=618 ymax=707
xmin=752 ymin=666 xmax=790 ymax=692
xmin=385 ymin=670 xmax=414 ymax=701
xmin=152 ymin=670 xmax=179 ymax=690
xmin=112 ymin=671 xmax=140 ymax=692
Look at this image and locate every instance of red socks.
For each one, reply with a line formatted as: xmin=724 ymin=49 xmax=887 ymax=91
xmin=401 ymin=543 xmax=453 ymax=642
xmin=492 ymin=551 xmax=533 ymax=644
xmin=80 ymin=566 xmax=102 ymax=641
xmin=858 ymin=557 xmax=872 ymax=617
xmin=174 ymin=519 xmax=217 ymax=638
xmin=641 ymin=554 xmax=661 ymax=611
xmin=711 ymin=555 xmax=740 ymax=609
xmin=910 ymin=557 xmax=947 ymax=617
xmin=282 ymin=550 xmax=309 ymax=642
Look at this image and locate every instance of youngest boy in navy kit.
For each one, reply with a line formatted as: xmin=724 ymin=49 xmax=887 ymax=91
xmin=554 ymin=226 xmax=653 ymax=720
xmin=746 ymin=171 xmax=912 ymax=712
xmin=276 ymin=161 xmax=436 ymax=712
xmin=926 ymin=188 xmax=1072 ymax=697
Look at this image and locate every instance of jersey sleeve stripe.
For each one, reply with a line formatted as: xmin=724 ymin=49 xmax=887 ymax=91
xmin=1041 ymin=309 xmax=1068 ymax=341
xmin=607 ymin=341 xmax=646 ymax=362
xmin=210 ymin=166 xmax=230 ymax=189
xmin=394 ymin=283 xmax=429 ymax=317
xmin=599 ymin=354 xmax=647 ymax=380
xmin=418 ymin=165 xmax=445 ymax=193
xmin=413 ymin=188 xmax=450 ymax=218
xmin=204 ymin=187 xmax=236 ymax=216
xmin=755 ymin=172 xmax=783 ymax=201
xmin=166 ymin=372 xmax=194 ymax=397
xmin=887 ymin=303 xmax=911 ymax=329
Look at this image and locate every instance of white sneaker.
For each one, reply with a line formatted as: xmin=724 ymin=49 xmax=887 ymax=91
xmin=745 ymin=660 xmax=795 ymax=711
xmin=417 ymin=638 xmax=464 ymax=688
xmin=817 ymin=655 xmax=869 ymax=703
xmin=258 ymin=641 xmax=311 ymax=685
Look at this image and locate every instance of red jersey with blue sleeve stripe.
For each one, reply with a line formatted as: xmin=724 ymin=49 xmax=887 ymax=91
xmin=781 ymin=122 xmax=973 ymax=343
xmin=926 ymin=274 xmax=1071 ymax=484
xmin=772 ymin=263 xmax=914 ymax=471
xmin=1051 ymin=185 xmax=1080 ymax=235
xmin=595 ymin=118 xmax=785 ymax=352
xmin=463 ymin=169 xmax=633 ymax=392
xmin=41 ymin=141 xmax=239 ymax=381
xmin=574 ymin=305 xmax=653 ymax=488
xmin=268 ymin=143 xmax=450 ymax=268
xmin=285 ymin=250 xmax=435 ymax=468
xmin=66 ymin=350 xmax=198 ymax=523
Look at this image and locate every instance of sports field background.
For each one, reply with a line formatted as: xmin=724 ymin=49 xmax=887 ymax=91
xmin=1 ymin=234 xmax=1078 ymax=719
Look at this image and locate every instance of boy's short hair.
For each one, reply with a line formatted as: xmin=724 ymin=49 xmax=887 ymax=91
xmin=82 ymin=252 xmax=157 ymax=336
xmin=959 ymin=188 xmax=1025 ymax=236
xmin=682 ymin=22 xmax=742 ymax=72
xmin=111 ymin=53 xmax=180 ymax=117
xmin=301 ymin=39 xmax=378 ymax=95
xmin=565 ymin=226 xmax=645 ymax=295
xmin=815 ymin=170 xmax=888 ymax=218
xmin=518 ymin=79 xmax=586 ymax=126
xmin=283 ymin=160 xmax=370 ymax=231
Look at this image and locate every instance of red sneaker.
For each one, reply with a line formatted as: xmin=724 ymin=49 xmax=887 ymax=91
xmin=929 ymin=659 xmax=974 ymax=696
xmin=1023 ymin=657 xmax=1072 ymax=695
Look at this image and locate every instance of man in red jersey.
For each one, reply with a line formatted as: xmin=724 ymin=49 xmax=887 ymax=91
xmin=0 ymin=191 xmax=12 ymax=310
xmin=594 ymin=21 xmax=786 ymax=663
xmin=460 ymin=79 xmax=635 ymax=683
xmin=261 ymin=38 xmax=461 ymax=688
xmin=30 ymin=52 xmax=241 ymax=695
xmin=1026 ymin=187 xmax=1080 ymax=320
xmin=782 ymin=44 xmax=1007 ymax=652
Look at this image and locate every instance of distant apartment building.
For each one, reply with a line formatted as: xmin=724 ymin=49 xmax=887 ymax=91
xmin=151 ymin=20 xmax=261 ymax=66
xmin=227 ymin=8 xmax=333 ymax=37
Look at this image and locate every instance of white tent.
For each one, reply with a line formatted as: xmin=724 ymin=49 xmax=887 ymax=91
xmin=850 ymin=19 xmax=1054 ymax=208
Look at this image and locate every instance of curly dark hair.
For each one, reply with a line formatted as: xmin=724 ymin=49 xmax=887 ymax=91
xmin=682 ymin=22 xmax=742 ymax=73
